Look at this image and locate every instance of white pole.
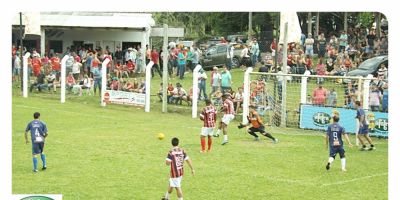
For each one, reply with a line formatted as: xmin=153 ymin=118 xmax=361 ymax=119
xmin=242 ymin=67 xmax=254 ymax=124
xmin=60 ymin=55 xmax=69 ymax=103
xmin=100 ymin=58 xmax=110 ymax=107
xmin=22 ymin=52 xmax=30 ymax=98
xmin=145 ymin=61 xmax=154 ymax=112
xmin=162 ymin=24 xmax=169 ymax=113
xmin=300 ymin=70 xmax=311 ymax=104
xmin=363 ymin=75 xmax=372 ymax=110
xmin=40 ymin=29 xmax=45 ymax=57
xmin=141 ymin=30 xmax=147 ymax=73
xmin=281 ymin=22 xmax=288 ymax=127
xmin=192 ymin=64 xmax=202 ymax=118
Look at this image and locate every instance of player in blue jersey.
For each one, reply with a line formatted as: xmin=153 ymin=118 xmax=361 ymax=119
xmin=355 ymin=101 xmax=375 ymax=151
xmin=25 ymin=112 xmax=48 ymax=172
xmin=325 ymin=115 xmax=352 ymax=172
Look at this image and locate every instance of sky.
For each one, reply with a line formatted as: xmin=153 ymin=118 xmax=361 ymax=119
xmin=1 ymin=0 xmax=398 ymax=199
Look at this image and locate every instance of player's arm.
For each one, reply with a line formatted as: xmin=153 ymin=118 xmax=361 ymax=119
xmin=185 ymin=158 xmax=195 ymax=176
xmin=165 ymin=153 xmax=172 ymax=166
xmin=24 ymin=131 xmax=29 ymax=144
xmin=343 ymin=132 xmax=353 ymax=147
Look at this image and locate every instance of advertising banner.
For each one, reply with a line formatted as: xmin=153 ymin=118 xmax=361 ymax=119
xmin=103 ymin=90 xmax=145 ymax=107
xmin=299 ymin=104 xmax=388 ymax=137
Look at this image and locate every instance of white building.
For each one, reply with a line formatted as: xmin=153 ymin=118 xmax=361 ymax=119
xmin=12 ymin=12 xmax=155 ymax=56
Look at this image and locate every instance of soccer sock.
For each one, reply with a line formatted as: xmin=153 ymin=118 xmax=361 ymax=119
xmin=328 ymin=157 xmax=334 ymax=164
xmin=41 ymin=154 xmax=46 ymax=167
xmin=207 ymin=136 xmax=212 ymax=150
xmin=341 ymin=158 xmax=346 ymax=170
xmin=248 ymin=131 xmax=258 ymax=138
xmin=263 ymin=132 xmax=276 ymax=141
xmin=32 ymin=157 xmax=38 ymax=171
xmin=223 ymin=135 xmax=228 ymax=141
xmin=178 ymin=198 xmax=183 ymax=200
xmin=200 ymin=137 xmax=206 ymax=151
xmin=165 ymin=191 xmax=170 ymax=199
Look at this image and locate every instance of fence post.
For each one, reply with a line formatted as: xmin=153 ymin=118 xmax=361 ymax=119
xmin=363 ymin=75 xmax=372 ymax=111
xmin=60 ymin=55 xmax=69 ymax=103
xmin=300 ymin=71 xmax=310 ymax=104
xmin=145 ymin=61 xmax=154 ymax=112
xmin=100 ymin=58 xmax=110 ymax=107
xmin=192 ymin=65 xmax=203 ymax=118
xmin=22 ymin=52 xmax=31 ymax=98
xmin=242 ymin=67 xmax=254 ymax=124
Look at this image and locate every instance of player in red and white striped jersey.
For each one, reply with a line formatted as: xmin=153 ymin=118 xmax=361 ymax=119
xmin=199 ymin=99 xmax=217 ymax=152
xmin=215 ymin=93 xmax=235 ymax=145
xmin=163 ymin=138 xmax=195 ymax=200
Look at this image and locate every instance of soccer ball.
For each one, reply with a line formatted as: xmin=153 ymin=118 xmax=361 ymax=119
xmin=157 ymin=133 xmax=165 ymax=140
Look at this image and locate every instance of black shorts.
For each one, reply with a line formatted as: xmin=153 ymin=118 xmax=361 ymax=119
xmin=248 ymin=126 xmax=265 ymax=133
xmin=32 ymin=142 xmax=45 ymax=155
xmin=329 ymin=146 xmax=345 ymax=158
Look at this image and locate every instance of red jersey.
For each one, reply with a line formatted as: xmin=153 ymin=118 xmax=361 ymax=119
xmin=223 ymin=98 xmax=235 ymax=115
xmin=32 ymin=58 xmax=42 ymax=76
xmin=166 ymin=147 xmax=188 ymax=178
xmin=151 ymin=51 xmax=159 ymax=64
xmin=50 ymin=57 xmax=60 ymax=71
xmin=200 ymin=105 xmax=217 ymax=128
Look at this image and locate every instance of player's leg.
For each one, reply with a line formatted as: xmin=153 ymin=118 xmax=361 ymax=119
xmin=221 ymin=122 xmax=228 ymax=145
xmin=207 ymin=135 xmax=213 ymax=152
xmin=200 ymin=129 xmax=206 ymax=153
xmin=162 ymin=186 xmax=173 ymax=200
xmin=39 ymin=143 xmax=47 ymax=170
xmin=247 ymin=127 xmax=260 ymax=141
xmin=364 ymin=134 xmax=375 ymax=150
xmin=31 ymin=143 xmax=40 ymax=172
xmin=214 ymin=120 xmax=222 ymax=137
xmin=326 ymin=148 xmax=336 ymax=170
xmin=339 ymin=148 xmax=346 ymax=171
xmin=176 ymin=187 xmax=183 ymax=200
xmin=259 ymin=126 xmax=278 ymax=143
xmin=357 ymin=133 xmax=367 ymax=150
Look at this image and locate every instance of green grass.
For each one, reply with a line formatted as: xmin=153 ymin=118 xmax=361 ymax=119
xmin=12 ymin=68 xmax=388 ymax=199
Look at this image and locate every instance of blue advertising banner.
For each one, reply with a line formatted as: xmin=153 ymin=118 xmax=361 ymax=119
xmin=299 ymin=104 xmax=388 ymax=137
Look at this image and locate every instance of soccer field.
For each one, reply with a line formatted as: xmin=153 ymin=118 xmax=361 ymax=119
xmin=12 ymin=68 xmax=388 ymax=200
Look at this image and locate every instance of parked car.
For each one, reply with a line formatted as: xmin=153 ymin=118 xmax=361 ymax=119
xmin=343 ymin=55 xmax=388 ymax=83
xmin=200 ymin=43 xmax=243 ymax=70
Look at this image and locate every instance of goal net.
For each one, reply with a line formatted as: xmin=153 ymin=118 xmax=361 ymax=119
xmin=245 ymin=70 xmax=388 ymax=139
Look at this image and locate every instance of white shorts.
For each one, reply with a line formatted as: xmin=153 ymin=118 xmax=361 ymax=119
xmin=169 ymin=176 xmax=182 ymax=188
xmin=222 ymin=114 xmax=235 ymax=125
xmin=201 ymin=127 xmax=214 ymax=137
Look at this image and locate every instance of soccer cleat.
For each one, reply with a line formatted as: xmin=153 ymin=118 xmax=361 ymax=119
xmin=33 ymin=169 xmax=38 ymax=173
xmin=369 ymin=146 xmax=376 ymax=151
xmin=42 ymin=166 xmax=47 ymax=170
xmin=341 ymin=168 xmax=347 ymax=172
xmin=161 ymin=197 xmax=168 ymax=200
xmin=213 ymin=133 xmax=220 ymax=137
xmin=199 ymin=150 xmax=206 ymax=153
xmin=254 ymin=137 xmax=260 ymax=141
xmin=274 ymin=138 xmax=279 ymax=144
xmin=326 ymin=162 xmax=330 ymax=170
xmin=221 ymin=140 xmax=229 ymax=145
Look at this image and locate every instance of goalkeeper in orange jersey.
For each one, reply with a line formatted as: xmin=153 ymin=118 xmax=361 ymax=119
xmin=238 ymin=105 xmax=278 ymax=143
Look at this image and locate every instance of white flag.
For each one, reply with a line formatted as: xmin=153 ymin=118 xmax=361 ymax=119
xmin=24 ymin=12 xmax=41 ymax=36
xmin=279 ymin=12 xmax=302 ymax=44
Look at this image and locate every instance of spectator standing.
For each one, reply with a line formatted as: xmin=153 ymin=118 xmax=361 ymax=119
xmin=317 ymin=33 xmax=327 ymax=58
xmin=220 ymin=67 xmax=232 ymax=94
xmin=381 ymin=83 xmax=388 ymax=112
xmin=151 ymin=47 xmax=163 ymax=78
xmin=327 ymin=88 xmax=337 ymax=107
xmin=305 ymin=33 xmax=314 ymax=56
xmin=226 ymin=45 xmax=234 ymax=70
xmin=250 ymin=39 xmax=260 ymax=67
xmin=177 ymin=49 xmax=186 ymax=80
xmin=114 ymin=46 xmax=123 ymax=65
xmin=312 ymin=83 xmax=327 ymax=105
xmin=210 ymin=67 xmax=221 ymax=97
xmin=369 ymin=85 xmax=382 ymax=111
xmin=339 ymin=31 xmax=348 ymax=53
xmin=316 ymin=58 xmax=326 ymax=84
xmin=198 ymin=69 xmax=207 ymax=100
